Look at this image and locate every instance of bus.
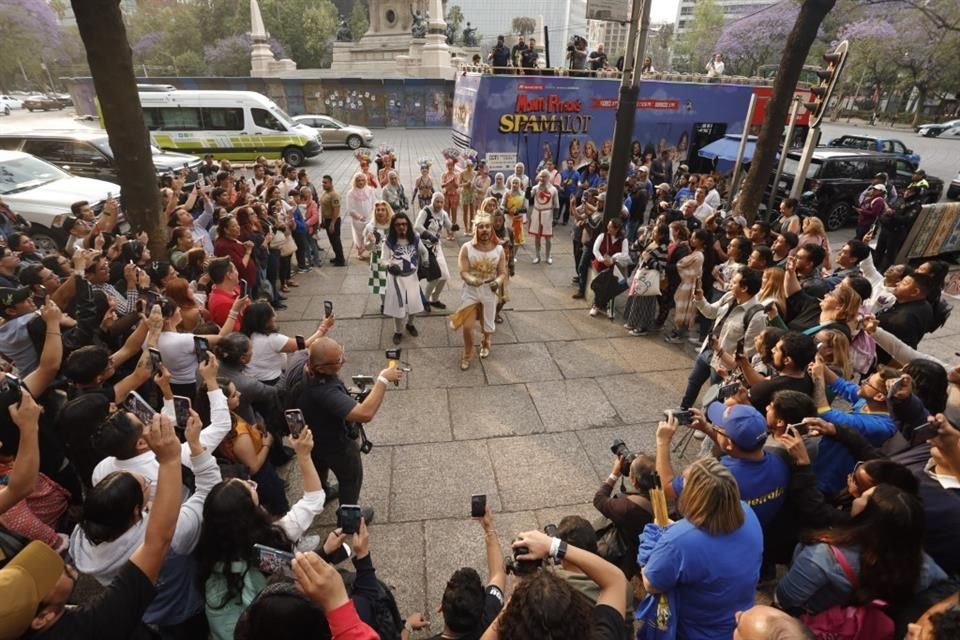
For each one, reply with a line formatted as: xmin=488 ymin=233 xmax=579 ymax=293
xmin=137 ymin=90 xmax=323 ymax=167
xmin=452 ymin=71 xmax=812 ymax=175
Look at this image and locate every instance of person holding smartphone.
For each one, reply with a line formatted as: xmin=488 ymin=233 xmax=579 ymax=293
xmin=295 ymin=337 xmax=403 ymax=523
xmin=240 ymin=301 xmax=335 ymax=384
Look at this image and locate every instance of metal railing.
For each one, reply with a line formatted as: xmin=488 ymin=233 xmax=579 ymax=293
xmin=457 ymin=64 xmax=778 ymax=86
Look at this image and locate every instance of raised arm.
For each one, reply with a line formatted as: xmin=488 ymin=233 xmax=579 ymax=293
xmin=0 ymin=393 xmax=41 ymax=514
xmin=477 ymin=509 xmax=506 ymax=591
xmin=23 ymin=300 xmax=64 ymax=398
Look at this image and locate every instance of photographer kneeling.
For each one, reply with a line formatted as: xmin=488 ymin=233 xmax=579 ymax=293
xmin=593 ymin=445 xmax=656 ymax=578
xmin=480 ymin=529 xmax=627 ymax=640
xmin=295 ymin=337 xmax=403 ymax=522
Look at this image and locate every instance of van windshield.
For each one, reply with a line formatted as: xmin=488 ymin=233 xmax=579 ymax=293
xmin=781 ymin=156 xmax=821 ymax=180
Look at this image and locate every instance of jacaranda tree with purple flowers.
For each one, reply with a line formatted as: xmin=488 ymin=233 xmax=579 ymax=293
xmin=716 ymin=1 xmax=799 ymax=76
xmin=0 ymin=0 xmax=61 ymax=90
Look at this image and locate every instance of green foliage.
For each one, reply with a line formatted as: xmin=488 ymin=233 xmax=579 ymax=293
xmin=673 ymin=0 xmax=725 ymax=72
xmin=645 ymin=23 xmax=674 ymax=71
xmin=447 ymin=5 xmax=465 ymax=33
xmin=348 ymin=1 xmax=369 ymax=42
xmin=511 ymin=16 xmax=537 ymax=36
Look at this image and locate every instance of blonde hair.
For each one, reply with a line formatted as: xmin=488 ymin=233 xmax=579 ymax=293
xmin=816 ymin=329 xmax=852 ymax=379
xmin=679 ymin=457 xmax=744 ymax=535
xmin=802 ymin=216 xmax=826 ymax=237
xmin=759 ymin=267 xmax=786 ymax=315
xmin=372 ymin=200 xmax=394 ymax=224
xmin=479 ymin=196 xmax=499 ymax=214
xmin=827 ymin=284 xmax=862 ymax=324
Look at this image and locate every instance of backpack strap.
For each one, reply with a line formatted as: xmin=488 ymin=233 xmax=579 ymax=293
xmin=829 ymin=545 xmax=858 ymax=589
xmin=741 ymin=302 xmax=764 ymax=334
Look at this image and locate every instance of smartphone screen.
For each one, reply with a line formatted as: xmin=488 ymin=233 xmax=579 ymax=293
xmin=295 ymin=335 xmax=306 ymax=351
xmin=125 ymin=390 xmax=157 ymax=425
xmin=193 ymin=337 xmax=210 ymax=364
xmin=338 ymin=505 xmax=362 ymax=534
xmin=148 ymin=347 xmax=162 ymax=373
xmin=284 ymin=409 xmax=306 ymax=438
xmin=666 ymin=409 xmax=693 ymax=425
xmin=323 ymin=300 xmax=334 ymax=319
xmin=172 ymin=395 xmax=191 ymax=429
xmin=253 ymin=544 xmax=295 ymax=578
xmin=913 ymin=422 xmax=939 ymax=444
xmin=239 ymin=279 xmax=248 ymax=298
xmin=735 ymin=338 xmax=745 ymax=358
xmin=786 ymin=422 xmax=810 ymax=436
xmin=471 ymin=494 xmax=486 ymax=518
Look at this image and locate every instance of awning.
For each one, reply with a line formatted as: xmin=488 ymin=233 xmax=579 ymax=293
xmin=697 ymin=134 xmax=758 ymax=169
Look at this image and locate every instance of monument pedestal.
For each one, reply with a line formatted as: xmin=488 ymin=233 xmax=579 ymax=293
xmin=419 ymin=33 xmax=454 ymax=79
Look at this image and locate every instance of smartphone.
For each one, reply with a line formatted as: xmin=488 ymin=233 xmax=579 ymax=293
xmin=124 ymin=390 xmax=157 ymax=425
xmin=35 ymin=284 xmax=47 ymax=300
xmin=239 ymin=279 xmax=248 ymax=299
xmin=665 ymin=409 xmax=694 ymax=425
xmin=735 ymin=338 xmax=745 ymax=358
xmin=323 ymin=300 xmax=334 ymax=319
xmin=385 ymin=348 xmax=401 ymax=367
xmin=193 ymin=336 xmax=210 ymax=364
xmin=253 ymin=544 xmax=295 ymax=578
xmin=148 ymin=347 xmax=162 ymax=373
xmin=887 ymin=376 xmax=906 ymax=399
xmin=1 ymin=373 xmax=23 ymax=406
xmin=338 ymin=505 xmax=363 ymax=535
xmin=717 ymin=380 xmax=742 ymax=401
xmin=295 ymin=335 xmax=306 ymax=351
xmin=284 ymin=409 xmax=306 ymax=438
xmin=786 ymin=422 xmax=810 ymax=436
xmin=912 ymin=422 xmax=939 ymax=444
xmin=471 ymin=494 xmax=487 ymax=518
xmin=172 ymin=395 xmax=191 ymax=430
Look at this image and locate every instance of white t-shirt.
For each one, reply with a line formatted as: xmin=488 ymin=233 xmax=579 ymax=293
xmin=157 ymin=331 xmax=198 ymax=385
xmin=246 ymin=332 xmax=290 ymax=382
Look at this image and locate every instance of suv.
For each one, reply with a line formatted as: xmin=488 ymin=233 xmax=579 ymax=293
xmin=825 ymin=134 xmax=921 ymax=168
xmin=0 ymin=150 xmax=118 ymax=255
xmin=0 ymin=129 xmax=204 ymax=189
xmin=766 ymin=149 xmax=943 ymax=231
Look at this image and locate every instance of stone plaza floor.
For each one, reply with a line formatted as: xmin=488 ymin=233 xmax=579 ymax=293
xmin=280 ymin=127 xmax=960 ymax=624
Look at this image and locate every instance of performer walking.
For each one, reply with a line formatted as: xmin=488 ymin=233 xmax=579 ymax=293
xmin=528 ymin=170 xmax=559 ymax=264
xmin=414 ymin=193 xmax=453 ymax=310
xmin=441 ymin=149 xmax=461 ymax=239
xmin=414 ymin=159 xmax=435 ymax=210
xmin=345 ymin=173 xmax=376 ymax=260
xmin=448 ymin=212 xmax=507 ymax=370
xmin=382 ymin=212 xmax=428 ymax=344
xmin=363 ymin=200 xmax=393 ymax=312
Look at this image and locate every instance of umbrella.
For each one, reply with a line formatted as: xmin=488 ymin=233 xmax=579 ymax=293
xmin=697 ymin=134 xmax=758 ymax=172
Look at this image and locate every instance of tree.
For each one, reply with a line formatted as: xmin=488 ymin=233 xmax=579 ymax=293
xmin=646 ymin=23 xmax=674 ymax=72
xmin=348 ymin=0 xmax=369 ymax=42
xmin=831 ymin=18 xmax=898 ymax=113
xmin=0 ymin=0 xmax=61 ymax=90
xmin=446 ymin=5 xmax=465 ymax=42
xmin=673 ymin=0 xmax=725 ymax=72
xmin=512 ymin=16 xmax=537 ymax=36
xmin=203 ymin=35 xmax=286 ymax=76
xmin=735 ymin=0 xmax=838 ymax=221
xmin=259 ymin=0 xmax=339 ymax=68
xmin=70 ymin=0 xmax=164 ymax=258
xmin=715 ymin=1 xmax=799 ymax=76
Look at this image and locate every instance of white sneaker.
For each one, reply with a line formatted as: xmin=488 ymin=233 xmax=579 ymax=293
xmin=589 ymin=307 xmax=599 ymax=317
xmin=546 ymin=257 xmax=553 ymax=265
xmin=532 ymin=257 xmax=541 ymax=264
xmin=295 ymin=534 xmax=322 ymax=552
xmin=606 ymin=308 xmax=614 ymax=319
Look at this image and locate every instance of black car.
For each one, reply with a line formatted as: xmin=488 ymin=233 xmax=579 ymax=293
xmin=0 ymin=129 xmax=204 ymax=189
xmin=765 ymin=148 xmax=943 ymax=231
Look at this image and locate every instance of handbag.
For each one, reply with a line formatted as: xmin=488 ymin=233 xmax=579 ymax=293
xmin=801 ymin=546 xmax=895 ymax=640
xmin=629 ymin=268 xmax=662 ymax=297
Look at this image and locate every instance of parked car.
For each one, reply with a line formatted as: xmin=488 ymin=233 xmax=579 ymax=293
xmin=0 ymin=129 xmax=204 ymax=189
xmin=915 ymin=118 xmax=960 ymax=137
xmin=825 ymin=134 xmax=921 ymax=168
xmin=292 ymin=114 xmax=373 ymax=149
xmin=937 ymin=125 xmax=960 ymax=140
xmin=50 ymin=93 xmax=73 ymax=108
xmin=0 ymin=95 xmax=23 ymax=111
xmin=766 ymin=148 xmax=943 ymax=231
xmin=23 ymin=95 xmax=63 ymax=112
xmin=0 ymin=150 xmax=118 ymax=255
xmin=947 ymin=170 xmax=960 ymax=200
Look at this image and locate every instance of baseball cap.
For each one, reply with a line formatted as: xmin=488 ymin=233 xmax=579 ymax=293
xmin=871 ymin=183 xmax=887 ymax=193
xmin=637 ymin=166 xmax=649 ymax=174
xmin=707 ymin=403 xmax=768 ymax=451
xmin=0 ymin=542 xmax=64 ymax=640
xmin=656 ymin=182 xmax=672 ymax=192
xmin=0 ymin=287 xmax=31 ymax=314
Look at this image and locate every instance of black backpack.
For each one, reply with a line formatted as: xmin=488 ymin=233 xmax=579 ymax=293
xmin=339 ymin=568 xmax=403 ymax=640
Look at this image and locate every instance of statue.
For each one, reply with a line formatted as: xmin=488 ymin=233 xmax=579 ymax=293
xmin=411 ymin=6 xmax=428 ymax=38
xmin=335 ymin=16 xmax=352 ymax=42
xmin=445 ymin=22 xmax=456 ymax=45
xmin=462 ymin=22 xmax=478 ymax=47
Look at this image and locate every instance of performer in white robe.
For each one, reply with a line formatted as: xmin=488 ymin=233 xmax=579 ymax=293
xmin=382 ymin=212 xmax=428 ymax=344
xmin=414 ymin=192 xmax=453 ymax=309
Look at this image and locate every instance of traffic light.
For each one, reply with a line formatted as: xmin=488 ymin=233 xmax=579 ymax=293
xmin=804 ymin=40 xmax=849 ymax=128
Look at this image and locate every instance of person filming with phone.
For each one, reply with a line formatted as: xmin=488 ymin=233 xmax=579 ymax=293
xmin=295 ymin=337 xmax=403 ymax=523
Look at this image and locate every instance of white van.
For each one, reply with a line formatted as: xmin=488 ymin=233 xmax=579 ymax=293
xmin=137 ymin=90 xmax=323 ymax=167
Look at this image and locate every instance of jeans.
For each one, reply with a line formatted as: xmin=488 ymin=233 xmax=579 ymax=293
xmin=558 ymin=195 xmax=572 ymax=224
xmin=680 ymin=349 xmax=721 ymax=409
xmin=308 ymin=234 xmax=324 ymax=266
xmin=626 ymin=218 xmax=641 ymax=245
xmin=293 ymin=229 xmax=310 ymax=269
xmin=576 ymin=247 xmax=593 ymax=295
xmin=311 ymin=437 xmax=363 ymax=506
xmin=267 ymin=250 xmax=282 ymax=304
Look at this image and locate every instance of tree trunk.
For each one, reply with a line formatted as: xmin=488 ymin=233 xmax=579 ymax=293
xmin=735 ymin=0 xmax=837 ymax=222
xmin=911 ymin=87 xmax=926 ymax=126
xmin=70 ymin=0 xmax=165 ymax=258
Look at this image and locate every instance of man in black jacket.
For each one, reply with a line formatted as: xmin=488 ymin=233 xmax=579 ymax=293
xmin=511 ymin=36 xmax=528 ymax=74
xmin=651 ymin=149 xmax=673 ymax=186
xmin=488 ymin=35 xmax=511 ymax=73
xmin=876 ymin=272 xmax=936 ymax=362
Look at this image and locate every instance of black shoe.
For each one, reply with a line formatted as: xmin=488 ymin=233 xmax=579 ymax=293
xmin=361 ymin=506 xmax=375 ymax=525
xmin=278 ymin=295 xmax=288 ymax=301
xmin=392 ymin=332 xmax=402 ymax=344
xmin=572 ymin=291 xmax=585 ymax=299
xmin=571 ymin=276 xmax=580 ymax=284
xmin=332 ymin=260 xmax=347 ymax=267
xmin=406 ymin=324 xmax=419 ymax=337
xmin=274 ymin=303 xmax=288 ymax=310
xmin=430 ymin=300 xmax=447 ymax=309
xmin=323 ymin=484 xmax=340 ymax=506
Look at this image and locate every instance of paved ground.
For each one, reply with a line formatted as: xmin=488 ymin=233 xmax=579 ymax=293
xmin=283 ymin=128 xmax=960 ymax=624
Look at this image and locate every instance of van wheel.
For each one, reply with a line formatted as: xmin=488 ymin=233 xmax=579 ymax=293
xmin=346 ymin=135 xmax=362 ymax=150
xmin=282 ymin=147 xmax=305 ymax=167
xmin=824 ymin=202 xmax=851 ymax=231
xmin=29 ymin=226 xmax=65 ymax=257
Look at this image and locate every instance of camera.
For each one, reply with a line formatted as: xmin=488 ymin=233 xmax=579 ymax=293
xmin=346 ymin=375 xmax=376 ymax=454
xmin=504 ymin=543 xmax=542 ymax=577
xmin=609 ymin=439 xmax=636 ymax=476
xmin=543 ymin=523 xmax=558 ymax=537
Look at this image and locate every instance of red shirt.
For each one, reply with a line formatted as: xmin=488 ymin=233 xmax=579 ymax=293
xmin=214 ymin=237 xmax=258 ymax=290
xmin=208 ymin=287 xmax=241 ymax=330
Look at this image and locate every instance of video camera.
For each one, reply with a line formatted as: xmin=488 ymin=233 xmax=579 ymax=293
xmin=505 ymin=524 xmax=559 ymax=576
xmin=346 ymin=375 xmax=376 ymax=454
xmin=609 ymin=439 xmax=636 ymax=476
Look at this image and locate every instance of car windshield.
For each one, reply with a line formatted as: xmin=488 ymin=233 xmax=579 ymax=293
xmin=780 ymin=156 xmax=821 ymax=180
xmin=267 ymin=103 xmax=296 ymax=128
xmin=92 ymin=138 xmax=163 ymax=157
xmin=0 ymin=156 xmax=69 ymax=194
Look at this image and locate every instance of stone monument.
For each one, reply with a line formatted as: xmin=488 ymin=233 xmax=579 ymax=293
xmin=249 ymin=0 xmax=296 ymax=77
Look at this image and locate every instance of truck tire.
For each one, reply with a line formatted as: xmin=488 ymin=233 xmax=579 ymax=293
xmin=282 ymin=146 xmax=305 ymax=167
xmin=824 ymin=201 xmax=851 ymax=231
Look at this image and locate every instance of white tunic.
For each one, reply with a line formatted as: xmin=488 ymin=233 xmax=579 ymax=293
xmin=381 ymin=237 xmax=428 ymax=319
xmin=414 ymin=206 xmax=452 ymax=281
xmin=456 ymin=242 xmax=504 ymax=333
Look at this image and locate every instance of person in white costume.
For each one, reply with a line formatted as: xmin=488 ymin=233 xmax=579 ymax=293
xmin=528 ymin=170 xmax=559 ymax=264
xmin=345 ymin=172 xmax=377 ymax=260
xmin=448 ymin=211 xmax=507 ymax=370
xmin=414 ymin=192 xmax=453 ymax=310
xmin=382 ymin=211 xmax=428 ymax=345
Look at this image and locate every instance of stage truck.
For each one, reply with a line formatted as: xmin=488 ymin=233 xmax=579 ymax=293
xmin=451 ymin=71 xmax=812 ymax=175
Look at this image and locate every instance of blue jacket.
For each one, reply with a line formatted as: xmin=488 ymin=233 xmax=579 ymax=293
xmin=814 ymin=378 xmax=896 ymax=493
xmin=559 ymin=168 xmax=580 ymax=198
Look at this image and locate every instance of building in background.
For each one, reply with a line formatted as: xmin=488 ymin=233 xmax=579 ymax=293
xmin=674 ymin=0 xmax=779 ymax=33
xmin=586 ymin=19 xmax=628 ymax=61
xmin=454 ymin=0 xmax=588 ymax=68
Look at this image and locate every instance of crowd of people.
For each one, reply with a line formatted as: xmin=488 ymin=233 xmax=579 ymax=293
xmin=0 ymin=130 xmax=956 ymax=640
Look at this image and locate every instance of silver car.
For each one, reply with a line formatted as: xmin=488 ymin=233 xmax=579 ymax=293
xmin=292 ymin=114 xmax=373 ymax=150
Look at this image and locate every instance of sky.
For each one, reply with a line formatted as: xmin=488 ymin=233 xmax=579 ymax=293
xmin=650 ymin=0 xmax=681 ymax=24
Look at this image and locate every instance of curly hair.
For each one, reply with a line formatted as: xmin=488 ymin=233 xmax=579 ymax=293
xmin=496 ymin=571 xmax=594 ymax=640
